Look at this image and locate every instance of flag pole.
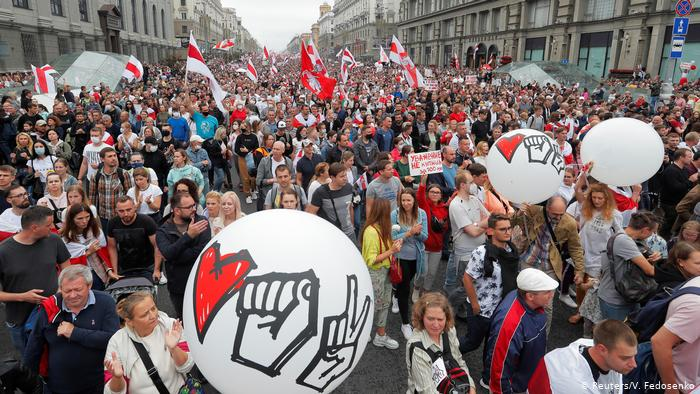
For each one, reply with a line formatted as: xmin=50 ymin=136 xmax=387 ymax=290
xmin=185 ymin=31 xmax=191 ymax=83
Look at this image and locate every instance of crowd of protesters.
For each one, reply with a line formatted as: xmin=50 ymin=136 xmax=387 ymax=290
xmin=0 ymin=52 xmax=699 ymax=394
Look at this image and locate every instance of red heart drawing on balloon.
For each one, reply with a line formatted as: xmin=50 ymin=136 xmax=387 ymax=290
xmin=193 ymin=242 xmax=257 ymax=343
xmin=495 ymin=133 xmax=525 ymax=163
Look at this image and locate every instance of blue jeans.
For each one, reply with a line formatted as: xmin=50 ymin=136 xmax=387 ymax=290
xmin=6 ymin=306 xmax=40 ymax=355
xmin=443 ymin=252 xmax=457 ymax=292
xmin=212 ymin=167 xmax=225 ymax=192
xmin=599 ymin=297 xmax=638 ymax=321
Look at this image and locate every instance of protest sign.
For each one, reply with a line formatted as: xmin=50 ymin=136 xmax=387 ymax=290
xmin=408 ymin=151 xmax=443 ymax=176
xmin=424 ymin=79 xmax=438 ymax=91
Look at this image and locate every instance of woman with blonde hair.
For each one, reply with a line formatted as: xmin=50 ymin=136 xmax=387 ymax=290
xmin=127 ymin=167 xmax=162 ymax=222
xmin=472 ymin=141 xmax=489 ymax=167
xmin=104 ymin=291 xmax=194 ymax=394
xmin=406 ymin=292 xmax=475 ymax=394
xmin=211 ymin=191 xmax=244 ymax=235
xmin=361 ymin=199 xmax=402 ymax=350
xmin=668 ymin=219 xmax=700 ymax=250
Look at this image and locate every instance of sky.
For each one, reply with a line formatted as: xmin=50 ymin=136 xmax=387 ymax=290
xmin=222 ymin=0 xmax=329 ymax=52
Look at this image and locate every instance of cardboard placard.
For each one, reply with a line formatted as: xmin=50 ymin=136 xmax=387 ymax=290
xmin=408 ymin=151 xmax=443 ymax=176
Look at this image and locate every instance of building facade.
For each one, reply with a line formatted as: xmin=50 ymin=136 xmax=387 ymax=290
xmin=397 ymin=0 xmax=700 ymax=80
xmin=0 ymin=0 xmax=177 ymax=71
xmin=333 ymin=0 xmax=400 ymax=61
xmin=318 ymin=3 xmax=335 ymax=58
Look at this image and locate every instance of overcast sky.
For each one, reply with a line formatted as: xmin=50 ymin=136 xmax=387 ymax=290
xmin=222 ymin=0 xmax=328 ymax=52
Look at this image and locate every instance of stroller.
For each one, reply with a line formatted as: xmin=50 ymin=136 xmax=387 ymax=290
xmin=105 ymin=276 xmax=157 ymax=303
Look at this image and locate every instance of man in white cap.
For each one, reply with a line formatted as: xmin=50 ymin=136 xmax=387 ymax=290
xmin=186 ymin=134 xmax=211 ymax=195
xmin=482 ymin=268 xmax=558 ymax=394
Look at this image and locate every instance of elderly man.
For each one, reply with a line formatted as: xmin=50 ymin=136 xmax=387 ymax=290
xmin=24 ymin=265 xmax=119 ymax=394
xmin=256 ymin=141 xmax=294 ymax=211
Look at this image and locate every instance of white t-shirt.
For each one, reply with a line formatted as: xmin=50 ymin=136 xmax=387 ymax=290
xmin=127 ymin=184 xmax=163 ymax=215
xmin=83 ymin=143 xmax=106 ymax=179
xmin=449 ymin=195 xmax=488 ymax=254
xmin=664 ymin=275 xmax=700 ymax=390
xmin=28 ymin=156 xmax=57 ymax=183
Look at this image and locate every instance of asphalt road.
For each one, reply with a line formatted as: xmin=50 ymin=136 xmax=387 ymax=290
xmin=0 ymin=178 xmax=581 ymax=393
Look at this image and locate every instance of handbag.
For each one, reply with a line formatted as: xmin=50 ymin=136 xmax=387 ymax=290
xmin=606 ymin=233 xmax=658 ymax=304
xmin=130 ymin=339 xmax=205 ymax=394
xmin=377 ymin=227 xmax=403 ymax=284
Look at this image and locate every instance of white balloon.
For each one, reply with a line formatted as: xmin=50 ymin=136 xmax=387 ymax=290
xmin=183 ymin=210 xmax=374 ymax=394
xmin=487 ymin=129 xmax=565 ymax=204
xmin=580 ymin=118 xmax=664 ymax=186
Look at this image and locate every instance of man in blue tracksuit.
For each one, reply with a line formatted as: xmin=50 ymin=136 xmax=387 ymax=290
xmin=482 ymin=268 xmax=558 ymax=394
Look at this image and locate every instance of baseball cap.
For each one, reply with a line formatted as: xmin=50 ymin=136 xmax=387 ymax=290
xmin=277 ymin=120 xmax=287 ymax=129
xmin=189 ymin=135 xmax=204 ymax=143
xmin=301 ymin=139 xmax=313 ymax=147
xmin=35 ymin=120 xmax=47 ymax=126
xmin=516 ymin=268 xmax=559 ymax=292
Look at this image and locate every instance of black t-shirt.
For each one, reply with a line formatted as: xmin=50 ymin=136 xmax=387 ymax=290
xmin=296 ymin=154 xmax=324 ymax=192
xmin=107 ymin=214 xmax=158 ymax=273
xmin=0 ymin=234 xmax=70 ymax=324
xmin=581 ymin=345 xmax=610 ymax=382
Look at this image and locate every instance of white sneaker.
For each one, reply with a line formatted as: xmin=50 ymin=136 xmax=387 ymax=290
xmin=372 ymin=334 xmax=399 ymax=350
xmin=251 ymin=191 xmax=258 ymax=200
xmin=401 ymin=324 xmax=413 ymax=340
xmin=245 ymin=196 xmax=253 ymax=204
xmin=158 ymin=272 xmax=168 ymax=285
xmin=411 ymin=288 xmax=420 ymax=303
xmin=559 ymin=293 xmax=578 ymax=308
xmin=568 ymin=286 xmax=577 ymax=298
xmin=391 ymin=296 xmax=399 ymax=314
xmin=479 ymin=378 xmax=490 ymax=390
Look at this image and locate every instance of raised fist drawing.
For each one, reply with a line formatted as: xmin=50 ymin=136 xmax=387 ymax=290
xmin=297 ymin=275 xmax=371 ymax=392
xmin=523 ymin=135 xmax=554 ymax=165
xmin=547 ymin=139 xmax=565 ymax=174
xmin=231 ymin=270 xmax=320 ymax=377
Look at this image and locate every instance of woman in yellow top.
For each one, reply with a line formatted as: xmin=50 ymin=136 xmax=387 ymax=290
xmin=361 ymin=199 xmax=402 ymax=350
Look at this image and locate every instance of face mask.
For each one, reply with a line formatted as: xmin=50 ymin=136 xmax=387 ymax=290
xmin=192 ymin=145 xmax=200 ymax=152
xmin=91 ymin=136 xmax=101 ymax=144
xmin=131 ymin=162 xmax=144 ymax=169
xmin=173 ymin=111 xmax=181 ymax=118
xmin=148 ymin=145 xmax=158 ymax=153
xmin=202 ymin=111 xmax=209 ymax=117
xmin=105 ymin=105 xmax=112 ymax=111
xmin=34 ymin=147 xmax=45 ymax=156
xmin=162 ymin=130 xmax=171 ymax=137
xmin=233 ymin=124 xmax=239 ymax=130
xmin=120 ymin=128 xmax=125 ymax=133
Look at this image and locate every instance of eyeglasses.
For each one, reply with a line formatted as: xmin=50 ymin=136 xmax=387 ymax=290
xmin=428 ymin=190 xmax=442 ymax=195
xmin=495 ymin=226 xmax=513 ymax=232
xmin=177 ymin=204 xmax=196 ymax=210
xmin=9 ymin=192 xmax=28 ymax=199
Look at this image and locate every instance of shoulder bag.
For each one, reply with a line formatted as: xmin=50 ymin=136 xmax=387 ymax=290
xmin=377 ymin=226 xmax=402 ymax=284
xmin=131 ymin=339 xmax=205 ymax=394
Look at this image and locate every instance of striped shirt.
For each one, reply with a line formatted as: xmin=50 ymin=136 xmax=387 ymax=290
xmin=89 ymin=169 xmax=133 ymax=220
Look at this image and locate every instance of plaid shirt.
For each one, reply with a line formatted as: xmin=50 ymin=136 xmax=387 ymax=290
xmin=89 ymin=168 xmax=133 ymax=220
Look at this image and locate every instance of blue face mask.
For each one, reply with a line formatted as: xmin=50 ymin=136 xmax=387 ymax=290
xmin=34 ymin=147 xmax=45 ymax=156
xmin=130 ymin=162 xmax=144 ymax=169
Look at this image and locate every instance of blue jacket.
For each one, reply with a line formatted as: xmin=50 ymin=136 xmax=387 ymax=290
xmin=375 ymin=127 xmax=394 ymax=152
xmin=23 ymin=291 xmax=119 ymax=393
xmin=186 ymin=146 xmax=212 ymax=173
xmin=391 ymin=208 xmax=428 ymax=275
xmin=483 ymin=289 xmax=548 ymax=394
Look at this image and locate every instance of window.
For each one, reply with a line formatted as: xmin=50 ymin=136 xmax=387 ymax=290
xmin=161 ymin=9 xmax=165 ymax=38
xmin=182 ymin=25 xmax=188 ymax=34
xmin=479 ymin=11 xmax=488 ymax=32
xmin=584 ymin=0 xmax=614 ymax=21
xmin=524 ymin=37 xmax=545 ymax=61
xmin=180 ymin=0 xmax=186 ymax=5
xmin=492 ymin=8 xmax=501 ymax=32
xmin=143 ymin=0 xmax=148 ymax=34
xmin=578 ymin=31 xmax=612 ymax=78
xmin=469 ymin=14 xmax=476 ymax=34
xmin=12 ymin=0 xmax=29 ymax=9
xmin=79 ymin=0 xmax=89 ymax=21
xmin=57 ymin=37 xmax=70 ymax=54
xmin=527 ymin=0 xmax=550 ymax=28
xmin=181 ymin=12 xmax=187 ymax=19
xmin=131 ymin=0 xmax=138 ymax=32
xmin=442 ymin=19 xmax=453 ymax=38
xmin=117 ymin=0 xmax=124 ymax=25
xmin=85 ymin=40 xmax=94 ymax=51
xmin=21 ymin=33 xmax=39 ymax=66
xmin=50 ymin=0 xmax=63 ymax=16
xmin=152 ymin=5 xmax=158 ymax=37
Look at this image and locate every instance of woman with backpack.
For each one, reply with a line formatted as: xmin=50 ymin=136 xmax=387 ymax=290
xmin=406 ymin=292 xmax=476 ymax=394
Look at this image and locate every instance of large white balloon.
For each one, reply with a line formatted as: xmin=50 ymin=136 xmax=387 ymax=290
xmin=581 ymin=118 xmax=664 ymax=186
xmin=183 ymin=210 xmax=374 ymax=393
xmin=487 ymin=129 xmax=565 ymax=204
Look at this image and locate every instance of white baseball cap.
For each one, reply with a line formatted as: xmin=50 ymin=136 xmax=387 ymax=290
xmin=517 ymin=268 xmax=559 ymax=292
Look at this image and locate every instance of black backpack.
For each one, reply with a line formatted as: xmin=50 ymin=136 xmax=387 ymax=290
xmin=627 ymin=280 xmax=700 ymax=342
xmin=408 ymin=331 xmax=472 ymax=394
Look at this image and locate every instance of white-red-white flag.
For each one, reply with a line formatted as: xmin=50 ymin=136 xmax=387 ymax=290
xmin=389 ymin=35 xmax=424 ymax=89
xmin=379 ymin=45 xmax=390 ymax=63
xmin=186 ymin=32 xmax=227 ymax=112
xmin=305 ymin=40 xmax=328 ymax=76
xmin=121 ymin=55 xmax=143 ymax=82
xmin=263 ymin=46 xmax=270 ymax=61
xmin=270 ymin=65 xmax=278 ymax=75
xmin=355 ymin=171 xmax=368 ymax=191
xmin=31 ymin=64 xmax=56 ymax=95
xmin=340 ymin=62 xmax=349 ymax=84
xmin=300 ymin=40 xmax=336 ymax=100
xmin=41 ymin=64 xmax=58 ymax=75
xmin=246 ymin=59 xmax=258 ymax=83
xmin=341 ymin=48 xmax=357 ymax=69
xmin=213 ymin=39 xmax=235 ymax=50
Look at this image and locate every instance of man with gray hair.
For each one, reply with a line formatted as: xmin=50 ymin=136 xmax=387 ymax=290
xmin=256 ymin=141 xmax=295 ymax=211
xmin=24 ymin=265 xmax=119 ymax=394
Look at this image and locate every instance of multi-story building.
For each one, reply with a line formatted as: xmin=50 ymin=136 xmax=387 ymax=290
xmin=0 ymin=0 xmax=176 ymax=71
xmin=398 ymin=0 xmax=700 ymax=80
xmin=333 ymin=0 xmax=400 ymax=61
xmin=318 ymin=3 xmax=335 ymax=58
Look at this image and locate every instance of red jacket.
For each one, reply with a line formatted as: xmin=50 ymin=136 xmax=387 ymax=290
xmin=417 ymin=184 xmax=449 ymax=252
